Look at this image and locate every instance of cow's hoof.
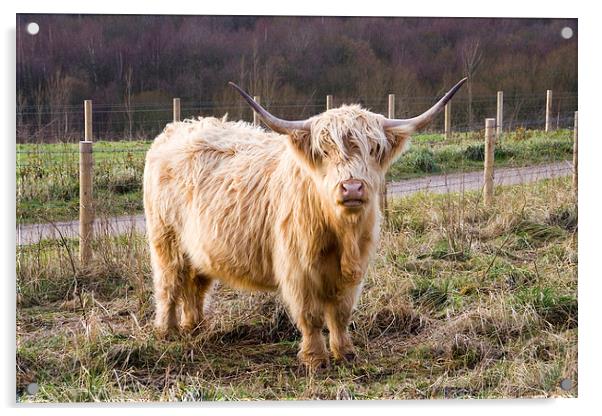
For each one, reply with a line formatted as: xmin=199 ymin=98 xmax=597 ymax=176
xmin=341 ymin=350 xmax=357 ymax=362
xmin=298 ymin=351 xmax=330 ymax=372
xmin=180 ymin=320 xmax=207 ymax=337
xmin=154 ymin=325 xmax=178 ymax=340
xmin=333 ymin=349 xmax=357 ymax=363
xmin=305 ymin=358 xmax=330 ymax=373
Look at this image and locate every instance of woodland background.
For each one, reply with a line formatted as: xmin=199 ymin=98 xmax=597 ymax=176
xmin=16 ymin=15 xmax=578 ymax=142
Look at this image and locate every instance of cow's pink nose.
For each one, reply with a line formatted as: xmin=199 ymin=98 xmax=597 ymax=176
xmin=340 ymin=179 xmax=364 ymax=200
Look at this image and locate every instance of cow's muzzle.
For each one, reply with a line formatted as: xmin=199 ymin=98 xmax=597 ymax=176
xmin=339 ymin=179 xmax=366 ymax=208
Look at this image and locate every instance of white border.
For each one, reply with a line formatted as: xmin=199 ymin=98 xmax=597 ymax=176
xmin=3 ymin=1 xmax=600 ymax=415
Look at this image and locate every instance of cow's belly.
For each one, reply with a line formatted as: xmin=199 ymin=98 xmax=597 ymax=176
xmin=179 ymin=212 xmax=278 ymax=292
xmin=205 ymin=268 xmax=279 ymax=292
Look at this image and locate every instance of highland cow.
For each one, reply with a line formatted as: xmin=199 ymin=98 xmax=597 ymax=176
xmin=143 ymin=78 xmax=466 ymax=368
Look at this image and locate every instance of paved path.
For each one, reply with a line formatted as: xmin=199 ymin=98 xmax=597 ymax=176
xmin=17 ymin=161 xmax=572 ymax=246
xmin=387 ymin=161 xmax=572 ymax=197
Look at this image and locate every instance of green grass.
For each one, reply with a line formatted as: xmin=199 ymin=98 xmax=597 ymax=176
xmin=16 ymin=176 xmax=577 ymax=401
xmin=16 ymin=129 xmax=573 ymax=224
xmin=17 ymin=140 xmax=150 ymax=223
xmin=387 ymin=128 xmax=573 ymax=181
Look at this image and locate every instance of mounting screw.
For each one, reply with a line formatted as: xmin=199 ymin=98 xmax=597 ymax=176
xmin=560 ymin=378 xmax=573 ymax=391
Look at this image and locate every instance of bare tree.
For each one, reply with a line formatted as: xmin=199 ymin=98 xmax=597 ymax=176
xmin=33 ymin=82 xmax=45 ymax=142
xmin=508 ymin=97 xmax=524 ymax=131
xmin=461 ymin=39 xmax=483 ymax=130
xmin=238 ymin=54 xmax=247 ymax=120
xmin=124 ymin=65 xmax=134 ymax=139
xmin=47 ymin=71 xmax=69 ymax=141
xmin=249 ymin=40 xmax=280 ymax=112
xmin=16 ymin=91 xmax=27 ymax=142
xmin=252 ymin=39 xmax=259 ymax=96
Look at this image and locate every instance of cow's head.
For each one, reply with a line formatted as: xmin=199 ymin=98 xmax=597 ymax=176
xmin=229 ymin=79 xmax=466 ymax=222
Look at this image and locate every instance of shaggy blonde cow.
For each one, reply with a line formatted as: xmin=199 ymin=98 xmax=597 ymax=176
xmin=143 ymin=79 xmax=466 ymax=368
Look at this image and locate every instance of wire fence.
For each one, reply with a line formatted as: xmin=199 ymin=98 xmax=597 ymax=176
xmin=15 ymin=159 xmax=575 ymax=246
xmin=15 ymin=88 xmax=578 ymax=249
xmin=16 ymin=91 xmax=577 ymax=143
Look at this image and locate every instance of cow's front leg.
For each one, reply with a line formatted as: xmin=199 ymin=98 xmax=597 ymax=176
xmin=280 ymin=280 xmax=328 ymax=370
xmin=325 ymin=285 xmax=361 ymax=361
xmin=296 ymin=309 xmax=328 ymax=370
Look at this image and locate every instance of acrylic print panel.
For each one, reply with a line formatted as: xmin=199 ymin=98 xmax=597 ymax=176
xmin=16 ymin=14 xmax=578 ymax=402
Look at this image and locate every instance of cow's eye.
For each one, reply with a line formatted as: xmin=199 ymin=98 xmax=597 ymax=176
xmin=373 ymin=142 xmax=383 ymax=156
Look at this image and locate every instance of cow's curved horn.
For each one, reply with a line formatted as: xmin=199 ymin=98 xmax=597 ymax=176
xmin=228 ymin=82 xmax=311 ymax=134
xmin=383 ymin=78 xmax=468 ymax=133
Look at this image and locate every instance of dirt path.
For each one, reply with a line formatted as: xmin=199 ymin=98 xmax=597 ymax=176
xmin=17 ymin=161 xmax=572 ymax=245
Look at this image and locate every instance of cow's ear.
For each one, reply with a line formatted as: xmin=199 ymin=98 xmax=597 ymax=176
xmin=380 ymin=130 xmax=411 ymax=168
xmin=288 ymin=130 xmax=320 ymax=168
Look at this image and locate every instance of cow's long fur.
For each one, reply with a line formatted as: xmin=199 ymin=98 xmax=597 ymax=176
xmin=144 ymin=105 xmax=410 ymax=367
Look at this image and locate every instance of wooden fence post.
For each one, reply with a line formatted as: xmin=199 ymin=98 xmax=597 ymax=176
xmin=388 ymin=94 xmax=395 ymax=119
xmin=326 ymin=95 xmax=333 ymax=111
xmin=496 ymin=91 xmax=503 ymax=139
xmin=80 ymin=100 xmax=94 ymax=264
xmin=483 ymin=118 xmax=496 ymax=207
xmin=253 ymin=96 xmax=261 ymax=126
xmin=545 ymin=90 xmax=553 ymax=132
xmin=173 ymin=98 xmax=181 ymax=122
xmin=573 ymin=111 xmax=578 ymax=198
xmin=382 ymin=94 xmax=396 ymax=223
xmin=444 ymin=102 xmax=452 ymax=140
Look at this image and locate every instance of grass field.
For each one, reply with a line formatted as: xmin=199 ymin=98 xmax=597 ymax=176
xmin=16 ymin=176 xmax=577 ymax=401
xmin=16 ymin=129 xmax=574 ymax=224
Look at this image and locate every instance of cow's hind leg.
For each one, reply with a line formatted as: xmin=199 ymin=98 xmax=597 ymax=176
xmin=180 ymin=271 xmax=213 ymax=334
xmin=149 ymin=230 xmax=184 ymax=337
xmin=325 ymin=286 xmax=360 ymax=361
